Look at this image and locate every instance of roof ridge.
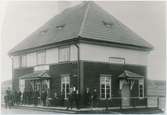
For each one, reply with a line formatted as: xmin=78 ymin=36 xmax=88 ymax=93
xmin=78 ymin=2 xmax=91 ymax=36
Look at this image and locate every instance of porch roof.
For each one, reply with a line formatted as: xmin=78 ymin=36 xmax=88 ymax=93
xmin=19 ymin=70 xmax=50 ymax=80
xmin=118 ymin=70 xmax=144 ymax=79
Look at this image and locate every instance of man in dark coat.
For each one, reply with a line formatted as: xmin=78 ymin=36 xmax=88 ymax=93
xmin=84 ymin=88 xmax=91 ymax=107
xmin=41 ymin=90 xmax=47 ymax=106
xmin=92 ymin=88 xmax=98 ymax=108
xmin=75 ymin=90 xmax=81 ymax=109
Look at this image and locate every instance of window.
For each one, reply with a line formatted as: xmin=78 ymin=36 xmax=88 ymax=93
xmin=27 ymin=53 xmax=37 ymax=67
xmin=100 ymin=74 xmax=112 ymax=99
xmin=58 ymin=46 xmax=70 ymax=62
xmin=37 ymin=51 xmax=46 ymax=65
xmin=139 ymin=79 xmax=144 ymax=98
xmin=13 ymin=56 xmax=20 ymax=68
xmin=21 ymin=55 xmax=27 ymax=67
xmin=109 ymin=57 xmax=125 ymax=64
xmin=19 ymin=79 xmax=25 ymax=93
xmin=61 ymin=74 xmax=70 ymax=99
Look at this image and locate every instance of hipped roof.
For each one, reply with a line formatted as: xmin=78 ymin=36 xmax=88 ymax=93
xmin=19 ymin=71 xmax=50 ymax=80
xmin=119 ymin=70 xmax=144 ymax=79
xmin=9 ymin=2 xmax=153 ymax=55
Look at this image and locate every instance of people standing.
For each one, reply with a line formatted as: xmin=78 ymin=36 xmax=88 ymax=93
xmin=92 ymin=88 xmax=98 ymax=108
xmin=84 ymin=88 xmax=91 ymax=107
xmin=66 ymin=88 xmax=74 ymax=110
xmin=41 ymin=90 xmax=47 ymax=106
xmin=75 ymin=90 xmax=81 ymax=109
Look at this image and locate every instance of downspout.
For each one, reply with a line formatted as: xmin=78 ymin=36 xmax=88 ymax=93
xmin=74 ymin=43 xmax=80 ymax=92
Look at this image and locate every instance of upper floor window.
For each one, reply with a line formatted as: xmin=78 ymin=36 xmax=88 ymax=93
xmin=27 ymin=53 xmax=37 ymax=67
xmin=58 ymin=46 xmax=70 ymax=62
xmin=139 ymin=79 xmax=144 ymax=98
xmin=100 ymin=74 xmax=112 ymax=99
xmin=13 ymin=56 xmax=20 ymax=68
xmin=21 ymin=55 xmax=27 ymax=67
xmin=37 ymin=50 xmax=46 ymax=65
xmin=109 ymin=57 xmax=125 ymax=64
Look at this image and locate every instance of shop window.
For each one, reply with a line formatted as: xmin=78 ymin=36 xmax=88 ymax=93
xmin=100 ymin=74 xmax=112 ymax=99
xmin=21 ymin=55 xmax=27 ymax=67
xmin=58 ymin=46 xmax=70 ymax=62
xmin=37 ymin=50 xmax=46 ymax=65
xmin=61 ymin=74 xmax=70 ymax=99
xmin=139 ymin=79 xmax=144 ymax=98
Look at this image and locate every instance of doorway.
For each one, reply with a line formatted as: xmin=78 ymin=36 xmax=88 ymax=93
xmin=121 ymin=80 xmax=130 ymax=107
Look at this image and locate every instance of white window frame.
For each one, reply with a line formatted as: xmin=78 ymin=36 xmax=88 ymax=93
xmin=13 ymin=56 xmax=20 ymax=68
xmin=37 ymin=50 xmax=46 ymax=65
xmin=20 ymin=54 xmax=27 ymax=67
xmin=58 ymin=46 xmax=70 ymax=62
xmin=138 ymin=79 xmax=144 ymax=98
xmin=100 ymin=74 xmax=112 ymax=100
xmin=61 ymin=74 xmax=70 ymax=99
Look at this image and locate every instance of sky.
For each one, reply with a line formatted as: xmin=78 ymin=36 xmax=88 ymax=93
xmin=1 ymin=1 xmax=166 ymax=82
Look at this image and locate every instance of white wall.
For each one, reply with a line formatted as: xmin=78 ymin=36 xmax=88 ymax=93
xmin=80 ymin=43 xmax=148 ymax=66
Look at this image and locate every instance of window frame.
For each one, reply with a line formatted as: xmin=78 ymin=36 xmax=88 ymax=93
xmin=100 ymin=74 xmax=112 ymax=100
xmin=20 ymin=54 xmax=27 ymax=67
xmin=58 ymin=46 xmax=70 ymax=63
xmin=36 ymin=50 xmax=46 ymax=65
xmin=138 ymin=79 xmax=144 ymax=99
xmin=61 ymin=74 xmax=70 ymax=99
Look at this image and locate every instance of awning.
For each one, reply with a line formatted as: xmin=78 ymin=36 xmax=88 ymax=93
xmin=118 ymin=70 xmax=144 ymax=79
xmin=19 ymin=71 xmax=50 ymax=80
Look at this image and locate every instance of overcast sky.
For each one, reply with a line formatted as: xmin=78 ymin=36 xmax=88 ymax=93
xmin=1 ymin=1 xmax=166 ymax=82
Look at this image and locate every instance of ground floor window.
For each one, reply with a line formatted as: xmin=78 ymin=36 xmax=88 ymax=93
xmin=139 ymin=79 xmax=144 ymax=98
xmin=100 ymin=74 xmax=112 ymax=99
xmin=19 ymin=79 xmax=25 ymax=93
xmin=61 ymin=74 xmax=70 ymax=99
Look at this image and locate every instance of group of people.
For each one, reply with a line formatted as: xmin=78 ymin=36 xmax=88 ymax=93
xmin=4 ymin=88 xmax=48 ymax=108
xmin=65 ymin=87 xmax=98 ymax=110
xmin=4 ymin=87 xmax=98 ymax=110
xmin=4 ymin=88 xmax=21 ymax=108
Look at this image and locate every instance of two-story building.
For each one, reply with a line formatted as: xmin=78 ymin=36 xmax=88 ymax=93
xmin=8 ymin=2 xmax=153 ymax=107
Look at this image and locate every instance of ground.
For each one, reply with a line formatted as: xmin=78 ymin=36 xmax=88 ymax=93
xmin=1 ymin=106 xmax=165 ymax=114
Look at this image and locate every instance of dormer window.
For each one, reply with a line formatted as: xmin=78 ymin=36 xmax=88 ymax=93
xmin=40 ymin=29 xmax=49 ymax=34
xmin=102 ymin=21 xmax=113 ymax=29
xmin=56 ymin=24 xmax=65 ymax=30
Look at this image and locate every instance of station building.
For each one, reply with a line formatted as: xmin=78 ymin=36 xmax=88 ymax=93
xmin=9 ymin=2 xmax=153 ymax=107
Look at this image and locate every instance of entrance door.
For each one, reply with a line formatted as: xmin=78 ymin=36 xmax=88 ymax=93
xmin=121 ymin=80 xmax=130 ymax=107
